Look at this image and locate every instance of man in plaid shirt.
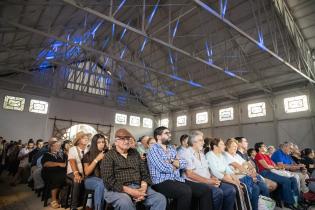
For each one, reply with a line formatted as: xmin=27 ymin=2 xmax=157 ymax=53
xmin=101 ymin=128 xmax=166 ymax=210
xmin=147 ymin=126 xmax=213 ymax=210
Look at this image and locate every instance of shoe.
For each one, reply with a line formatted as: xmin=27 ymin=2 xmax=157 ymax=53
xmin=283 ymin=203 xmax=299 ymax=210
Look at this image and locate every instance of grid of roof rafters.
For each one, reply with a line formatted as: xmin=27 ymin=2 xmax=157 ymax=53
xmin=0 ymin=0 xmax=314 ymax=114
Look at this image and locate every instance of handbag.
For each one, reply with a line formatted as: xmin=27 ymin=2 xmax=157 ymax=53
xmin=258 ymin=195 xmax=275 ymax=210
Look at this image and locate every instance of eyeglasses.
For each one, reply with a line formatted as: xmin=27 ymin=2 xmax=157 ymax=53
xmin=116 ymin=136 xmax=131 ymax=141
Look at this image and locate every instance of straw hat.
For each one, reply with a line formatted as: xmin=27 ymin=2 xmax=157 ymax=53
xmin=73 ymin=131 xmax=91 ymax=146
xmin=115 ymin=128 xmax=134 ymax=139
xmin=48 ymin=137 xmax=58 ymax=145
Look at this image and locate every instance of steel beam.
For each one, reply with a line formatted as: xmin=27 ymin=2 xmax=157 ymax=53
xmin=0 ymin=40 xmax=183 ymax=112
xmin=193 ymin=0 xmax=315 ymax=83
xmin=62 ymin=0 xmax=250 ymax=83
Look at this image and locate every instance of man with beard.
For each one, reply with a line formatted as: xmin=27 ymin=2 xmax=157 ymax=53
xmin=147 ymin=126 xmax=213 ymax=210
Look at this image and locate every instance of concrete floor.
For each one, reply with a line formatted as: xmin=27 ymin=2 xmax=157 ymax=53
xmin=0 ymin=171 xmax=66 ymax=210
xmin=0 ymin=171 xmax=314 ymax=210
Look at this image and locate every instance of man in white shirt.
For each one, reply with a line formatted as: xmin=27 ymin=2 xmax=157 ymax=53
xmin=179 ymin=131 xmax=236 ymax=210
xmin=67 ymin=131 xmax=90 ymax=210
xmin=10 ymin=140 xmax=34 ymax=186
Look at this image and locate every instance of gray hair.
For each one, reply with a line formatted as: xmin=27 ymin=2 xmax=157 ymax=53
xmin=280 ymin=141 xmax=293 ymax=149
xmin=187 ymin=131 xmax=204 ymax=147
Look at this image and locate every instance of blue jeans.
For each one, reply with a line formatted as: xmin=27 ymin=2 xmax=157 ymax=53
xmin=256 ymin=179 xmax=269 ymax=197
xmin=240 ymin=176 xmax=260 ymax=210
xmin=84 ymin=176 xmax=105 ymax=210
xmin=260 ymin=170 xmax=298 ymax=205
xmin=210 ymin=182 xmax=236 ymax=210
xmin=104 ymin=184 xmax=166 ymax=210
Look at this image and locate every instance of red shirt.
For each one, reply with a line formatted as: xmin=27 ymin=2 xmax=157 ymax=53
xmin=255 ymin=153 xmax=276 ymax=172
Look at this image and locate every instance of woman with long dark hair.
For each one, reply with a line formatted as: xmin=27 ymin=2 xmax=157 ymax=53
xmin=82 ymin=133 xmax=108 ymax=210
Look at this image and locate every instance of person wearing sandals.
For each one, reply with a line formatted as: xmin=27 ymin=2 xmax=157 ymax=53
xmin=41 ymin=138 xmax=67 ymax=209
xmin=82 ymin=134 xmax=108 ymax=210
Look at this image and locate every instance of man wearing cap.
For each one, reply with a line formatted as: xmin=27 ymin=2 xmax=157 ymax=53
xmin=101 ymin=128 xmax=166 ymax=210
xmin=67 ymin=131 xmax=91 ymax=210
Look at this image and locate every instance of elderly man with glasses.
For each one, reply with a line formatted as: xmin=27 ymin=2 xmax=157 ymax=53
xmin=100 ymin=128 xmax=166 ymax=210
xmin=147 ymin=126 xmax=213 ymax=210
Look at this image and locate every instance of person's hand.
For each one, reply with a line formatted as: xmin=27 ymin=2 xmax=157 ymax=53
xmin=134 ymin=195 xmax=145 ymax=202
xmin=128 ymin=188 xmax=147 ymax=199
xmin=74 ymin=174 xmax=82 ymax=183
xmin=59 ymin=162 xmax=66 ymax=168
xmin=95 ymin=152 xmax=105 ymax=162
xmin=252 ymin=176 xmax=257 ymax=183
xmin=223 ymin=174 xmax=235 ymax=184
xmin=277 ymin=163 xmax=285 ymax=170
xmin=139 ymin=182 xmax=148 ymax=193
xmin=209 ymin=177 xmax=220 ymax=187
xmin=172 ymin=159 xmax=180 ymax=168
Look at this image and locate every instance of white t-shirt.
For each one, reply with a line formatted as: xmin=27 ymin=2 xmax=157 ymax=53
xmin=67 ymin=146 xmax=89 ymax=174
xmin=224 ymin=152 xmax=246 ymax=165
xmin=18 ymin=148 xmax=32 ymax=168
xmin=179 ymin=147 xmax=211 ymax=181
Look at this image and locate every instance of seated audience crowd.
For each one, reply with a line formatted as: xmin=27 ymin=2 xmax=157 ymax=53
xmin=0 ymin=128 xmax=314 ymax=210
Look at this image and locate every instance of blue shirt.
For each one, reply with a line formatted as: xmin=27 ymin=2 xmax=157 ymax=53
xmin=205 ymin=151 xmax=234 ymax=179
xmin=271 ymin=149 xmax=294 ymax=165
xmin=147 ymin=143 xmax=187 ymax=184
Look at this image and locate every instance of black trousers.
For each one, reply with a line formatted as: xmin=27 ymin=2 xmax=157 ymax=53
xmin=67 ymin=173 xmax=84 ymax=209
xmin=152 ymin=180 xmax=213 ymax=210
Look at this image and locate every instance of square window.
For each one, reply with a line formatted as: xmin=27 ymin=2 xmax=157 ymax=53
xmin=177 ymin=115 xmax=187 ymax=127
xmin=3 ymin=96 xmax=25 ymax=111
xmin=130 ymin=115 xmax=140 ymax=127
xmin=284 ymin=95 xmax=309 ymax=113
xmin=143 ymin=118 xmax=153 ymax=128
xmin=160 ymin=118 xmax=169 ymax=127
xmin=29 ymin=99 xmax=49 ymax=114
xmin=219 ymin=107 xmax=234 ymax=121
xmin=248 ymin=102 xmax=266 ymax=118
xmin=115 ymin=113 xmax=127 ymax=125
xmin=196 ymin=112 xmax=208 ymax=124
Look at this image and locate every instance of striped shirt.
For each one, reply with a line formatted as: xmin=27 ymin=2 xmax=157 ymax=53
xmin=147 ymin=143 xmax=187 ymax=184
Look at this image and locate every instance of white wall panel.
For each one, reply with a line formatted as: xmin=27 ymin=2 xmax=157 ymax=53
xmin=242 ymin=122 xmax=276 ymax=147
xmin=0 ymin=89 xmax=153 ymax=143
